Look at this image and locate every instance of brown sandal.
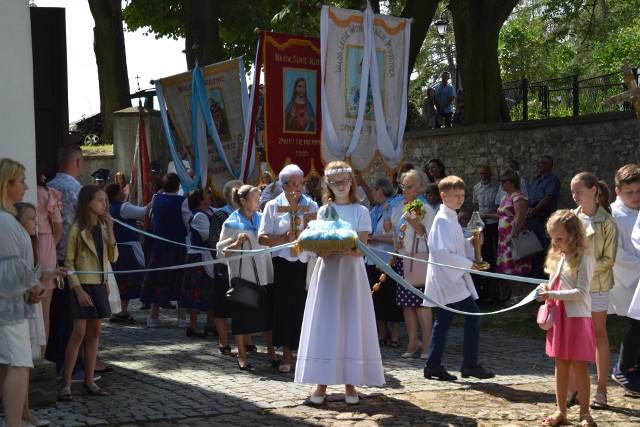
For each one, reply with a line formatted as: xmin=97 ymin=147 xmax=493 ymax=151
xmin=57 ymin=386 xmax=72 ymax=402
xmin=82 ymin=382 xmax=110 ymax=396
xmin=541 ymin=411 xmax=566 ymax=426
xmin=579 ymin=413 xmax=597 ymax=426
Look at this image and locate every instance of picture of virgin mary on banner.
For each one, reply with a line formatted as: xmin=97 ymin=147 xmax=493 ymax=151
xmin=320 ymin=2 xmax=410 ymax=171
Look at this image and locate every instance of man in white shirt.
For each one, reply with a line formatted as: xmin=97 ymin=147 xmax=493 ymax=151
xmin=473 ymin=165 xmax=499 ymax=268
xmin=609 ymin=164 xmax=640 ymax=394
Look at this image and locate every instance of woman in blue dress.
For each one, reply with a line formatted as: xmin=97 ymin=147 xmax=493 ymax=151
xmin=140 ymin=173 xmax=187 ymax=327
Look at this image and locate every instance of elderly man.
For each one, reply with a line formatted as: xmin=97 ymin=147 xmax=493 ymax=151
xmin=472 ymin=165 xmax=500 ymax=268
xmin=434 ymin=71 xmax=456 ymax=128
xmin=528 ymin=155 xmax=561 ymax=276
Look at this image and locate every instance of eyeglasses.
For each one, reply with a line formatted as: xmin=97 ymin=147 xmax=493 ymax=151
xmin=329 ymin=178 xmax=351 ymax=189
xmin=398 ymin=184 xmax=416 ymax=191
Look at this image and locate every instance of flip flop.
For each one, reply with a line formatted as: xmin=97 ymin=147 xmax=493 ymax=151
xmin=109 ymin=312 xmax=136 ymax=323
xmin=589 ymin=392 xmax=608 ymax=410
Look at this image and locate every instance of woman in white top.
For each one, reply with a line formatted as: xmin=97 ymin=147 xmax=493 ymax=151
xmin=217 ymin=185 xmax=276 ymax=370
xmin=384 ymin=169 xmax=435 ymax=359
xmin=259 ymin=164 xmax=318 ymax=373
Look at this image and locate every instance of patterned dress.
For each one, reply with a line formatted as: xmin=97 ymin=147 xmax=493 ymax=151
xmin=496 ymin=191 xmax=532 ymax=275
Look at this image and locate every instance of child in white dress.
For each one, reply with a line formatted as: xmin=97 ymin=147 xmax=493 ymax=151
xmin=295 ymin=161 xmax=384 ymax=405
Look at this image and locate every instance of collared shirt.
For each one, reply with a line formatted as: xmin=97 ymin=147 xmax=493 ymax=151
xmin=423 ymin=204 xmax=478 ymax=307
xmin=610 ymin=198 xmax=640 ymax=315
xmin=472 ymin=180 xmax=500 ymax=224
xmin=434 ymin=82 xmax=456 ymax=114
xmin=529 ymin=171 xmax=560 ymax=211
xmin=47 ymin=172 xmax=82 ymax=260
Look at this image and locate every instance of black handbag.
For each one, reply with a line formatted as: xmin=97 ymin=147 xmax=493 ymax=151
xmin=225 ymin=241 xmax=265 ymax=310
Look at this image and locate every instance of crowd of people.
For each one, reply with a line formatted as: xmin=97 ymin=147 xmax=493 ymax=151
xmin=2 ymin=148 xmax=640 ymax=427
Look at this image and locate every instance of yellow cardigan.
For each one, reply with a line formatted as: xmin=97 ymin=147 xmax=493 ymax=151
xmin=574 ymin=205 xmax=618 ymax=293
xmin=64 ymin=223 xmax=118 ymax=288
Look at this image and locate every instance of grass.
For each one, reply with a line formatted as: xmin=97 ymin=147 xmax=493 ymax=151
xmin=447 ymin=300 xmax=628 ymax=350
xmin=81 ymin=144 xmax=113 ymax=156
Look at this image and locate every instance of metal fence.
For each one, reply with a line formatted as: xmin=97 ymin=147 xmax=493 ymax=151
xmin=503 ymin=68 xmax=638 ymax=121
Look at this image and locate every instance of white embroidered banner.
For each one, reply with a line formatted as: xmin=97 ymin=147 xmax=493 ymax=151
xmin=320 ymin=2 xmax=410 ymax=171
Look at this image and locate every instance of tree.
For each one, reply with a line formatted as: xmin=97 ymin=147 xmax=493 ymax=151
xmin=88 ymin=0 xmax=131 ymax=145
xmin=449 ymin=0 xmax=519 ymax=124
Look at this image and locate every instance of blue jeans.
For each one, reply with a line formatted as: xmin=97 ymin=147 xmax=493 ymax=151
xmin=425 ymin=295 xmax=480 ymax=369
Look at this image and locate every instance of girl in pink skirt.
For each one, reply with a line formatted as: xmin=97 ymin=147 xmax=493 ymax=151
xmin=537 ymin=210 xmax=597 ymax=427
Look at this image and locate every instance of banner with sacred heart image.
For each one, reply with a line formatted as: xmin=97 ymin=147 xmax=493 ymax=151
xmin=155 ymin=58 xmax=258 ymax=198
xmin=320 ymin=2 xmax=410 ymax=171
xmin=249 ymin=31 xmax=322 ymax=178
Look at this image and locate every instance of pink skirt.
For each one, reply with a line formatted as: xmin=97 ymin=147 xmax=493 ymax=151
xmin=38 ymin=232 xmax=58 ymax=291
xmin=545 ymin=300 xmax=595 ymax=362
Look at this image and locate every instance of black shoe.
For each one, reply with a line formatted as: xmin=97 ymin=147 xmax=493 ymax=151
xmin=205 ymin=326 xmax=218 ymax=336
xmin=186 ymin=327 xmax=207 ymax=338
xmin=245 ymin=344 xmax=257 ymax=354
xmin=237 ymin=357 xmax=251 ymax=371
xmin=140 ymin=303 xmax=151 ymax=310
xmin=461 ymin=365 xmax=495 ymax=379
xmin=161 ymin=302 xmax=177 ymax=309
xmin=424 ymin=366 xmax=457 ymax=381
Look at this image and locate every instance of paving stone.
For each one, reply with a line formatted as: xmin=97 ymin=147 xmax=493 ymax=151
xmin=29 ymin=301 xmax=640 ymax=426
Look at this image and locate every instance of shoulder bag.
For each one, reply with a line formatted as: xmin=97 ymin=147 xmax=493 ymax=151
xmin=403 ymin=228 xmax=429 ymax=287
xmin=509 ymin=229 xmax=543 ymax=260
xmin=536 ymin=302 xmax=553 ymax=330
xmin=226 ymin=241 xmax=265 ymax=310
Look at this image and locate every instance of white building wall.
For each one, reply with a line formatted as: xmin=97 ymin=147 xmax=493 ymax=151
xmin=0 ymin=0 xmax=37 ymax=204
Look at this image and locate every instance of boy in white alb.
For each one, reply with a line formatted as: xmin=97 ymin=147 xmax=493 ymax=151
xmin=422 ymin=176 xmax=495 ymax=381
xmin=609 ymin=164 xmax=640 ymax=393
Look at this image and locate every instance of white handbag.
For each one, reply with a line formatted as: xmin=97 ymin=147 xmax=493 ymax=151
xmin=509 ymin=230 xmax=543 ymax=260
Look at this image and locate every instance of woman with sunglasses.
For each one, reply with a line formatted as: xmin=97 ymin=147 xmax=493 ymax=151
xmin=489 ymin=168 xmax=532 ymax=306
xmin=385 ymin=169 xmax=435 ymax=359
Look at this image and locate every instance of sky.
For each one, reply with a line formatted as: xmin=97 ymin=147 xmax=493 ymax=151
xmin=37 ymin=0 xmax=188 ymax=122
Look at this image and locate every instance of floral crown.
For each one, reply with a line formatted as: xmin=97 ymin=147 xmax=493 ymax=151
xmin=324 ymin=167 xmax=353 ymax=176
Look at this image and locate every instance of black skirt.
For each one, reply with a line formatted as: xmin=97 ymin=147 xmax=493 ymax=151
xmin=271 ymin=257 xmax=308 ymax=349
xmin=366 ymin=264 xmax=404 ymax=322
xmin=230 ymin=283 xmax=273 ymax=335
xmin=69 ymin=283 xmax=112 ymax=320
xmin=213 ymin=271 xmax=232 ymax=318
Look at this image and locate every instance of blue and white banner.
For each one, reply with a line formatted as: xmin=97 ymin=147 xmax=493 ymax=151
xmin=155 ymin=58 xmax=258 ymax=197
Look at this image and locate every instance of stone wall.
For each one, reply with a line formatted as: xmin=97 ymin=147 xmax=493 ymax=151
xmin=83 ymin=111 xmax=640 ymax=211
xmin=364 ymin=111 xmax=640 ymax=209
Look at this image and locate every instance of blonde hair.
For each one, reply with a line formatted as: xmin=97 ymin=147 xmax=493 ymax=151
xmin=399 ymin=169 xmax=429 ymax=193
xmin=322 ymin=160 xmax=359 ymax=204
xmin=544 ymin=209 xmax=589 ymax=277
xmin=437 ymin=175 xmax=465 ymax=193
xmin=0 ymin=158 xmax=26 ymax=215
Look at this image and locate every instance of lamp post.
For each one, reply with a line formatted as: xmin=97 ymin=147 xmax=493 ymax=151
xmin=434 ymin=11 xmax=448 ymax=39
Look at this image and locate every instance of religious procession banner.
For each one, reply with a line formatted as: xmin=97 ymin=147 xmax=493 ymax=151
xmin=250 ymin=31 xmax=322 ymax=178
xmin=320 ymin=3 xmax=410 ymax=171
xmin=155 ymin=58 xmax=257 ymax=197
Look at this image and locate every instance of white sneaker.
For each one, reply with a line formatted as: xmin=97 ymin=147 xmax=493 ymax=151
xmin=146 ymin=317 xmax=162 ymax=328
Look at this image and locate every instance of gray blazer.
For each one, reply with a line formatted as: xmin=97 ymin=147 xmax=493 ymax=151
xmin=546 ymin=254 xmax=595 ymax=318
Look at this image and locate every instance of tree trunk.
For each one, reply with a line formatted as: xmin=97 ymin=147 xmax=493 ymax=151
xmin=400 ymin=0 xmax=440 ymax=79
xmin=88 ymin=0 xmax=131 ymax=145
xmin=184 ymin=0 xmax=221 ymax=69
xmin=449 ymin=0 xmax=518 ymax=124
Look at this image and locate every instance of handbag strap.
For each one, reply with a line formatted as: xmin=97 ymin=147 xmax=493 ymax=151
xmin=409 ymin=225 xmax=427 ymax=270
xmin=236 ymin=240 xmax=261 ymax=286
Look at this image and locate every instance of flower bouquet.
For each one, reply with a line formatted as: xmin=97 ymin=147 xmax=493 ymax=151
xmin=403 ymin=199 xmax=426 ymax=221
